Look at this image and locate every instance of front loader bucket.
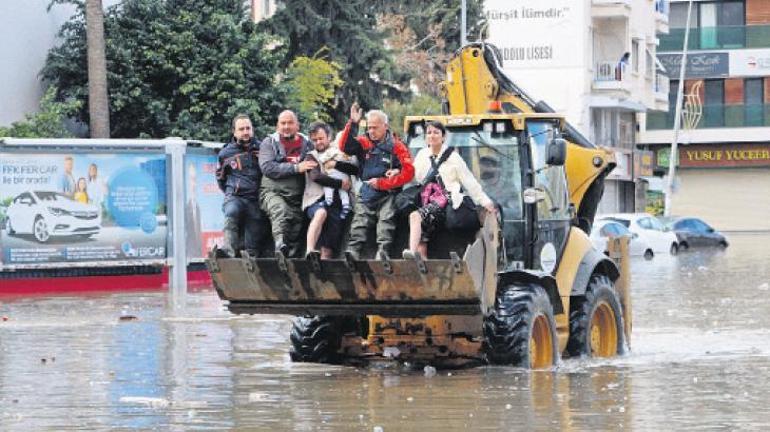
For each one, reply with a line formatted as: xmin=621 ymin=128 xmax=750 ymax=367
xmin=207 ymin=252 xmax=481 ymax=316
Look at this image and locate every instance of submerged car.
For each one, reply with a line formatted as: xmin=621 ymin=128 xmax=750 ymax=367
xmin=598 ymin=213 xmax=680 ymax=255
xmin=5 ymin=191 xmax=101 ymax=243
xmin=590 ymin=219 xmax=655 ymax=259
xmin=661 ymin=217 xmax=729 ymax=250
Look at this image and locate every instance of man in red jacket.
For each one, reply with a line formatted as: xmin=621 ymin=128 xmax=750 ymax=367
xmin=339 ymin=103 xmax=414 ymax=260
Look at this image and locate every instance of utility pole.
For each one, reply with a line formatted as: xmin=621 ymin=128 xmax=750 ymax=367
xmin=461 ymin=0 xmax=467 ymax=45
xmin=85 ymin=0 xmax=110 ymax=138
xmin=665 ymin=0 xmax=693 ymax=217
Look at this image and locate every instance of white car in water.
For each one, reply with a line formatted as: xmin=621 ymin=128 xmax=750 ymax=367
xmin=598 ymin=213 xmax=680 ymax=255
xmin=590 ymin=219 xmax=655 ymax=259
xmin=5 ymin=191 xmax=101 ymax=243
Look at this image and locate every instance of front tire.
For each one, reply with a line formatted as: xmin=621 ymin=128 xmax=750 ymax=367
xmin=33 ymin=216 xmax=50 ymax=243
xmin=483 ymin=284 xmax=558 ymax=369
xmin=6 ymin=218 xmax=15 ymax=235
xmin=643 ymin=249 xmax=654 ymax=260
xmin=566 ymin=274 xmax=624 ymax=358
xmin=289 ymin=315 xmax=363 ymax=364
xmin=670 ymin=243 xmax=679 ymax=255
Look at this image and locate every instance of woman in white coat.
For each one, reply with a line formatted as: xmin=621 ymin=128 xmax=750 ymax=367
xmin=403 ymin=121 xmax=496 ymax=260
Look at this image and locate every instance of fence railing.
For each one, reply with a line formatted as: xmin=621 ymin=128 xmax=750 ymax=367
xmin=659 ymin=25 xmax=770 ymax=51
xmin=647 ymin=104 xmax=770 ymax=129
xmin=595 ymin=61 xmax=627 ymax=83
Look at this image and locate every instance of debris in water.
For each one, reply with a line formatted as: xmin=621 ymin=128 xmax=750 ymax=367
xmin=406 ymin=396 xmax=414 ymax=402
xmin=423 ymin=366 xmax=437 ymax=377
xmin=759 ymin=283 xmax=769 ymax=291
xmin=373 ymin=427 xmax=384 ymax=432
xmin=505 ymin=404 xmax=512 ymax=410
xmin=119 ymin=396 xmax=170 ymax=408
xmin=1 ymin=316 xmax=8 ymax=322
xmin=383 ymin=347 xmax=401 ymax=358
xmin=119 ymin=315 xmax=139 ymax=322
xmin=697 ymin=266 xmax=708 ymax=272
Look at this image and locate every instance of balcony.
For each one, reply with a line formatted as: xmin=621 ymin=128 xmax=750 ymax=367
xmin=659 ymin=25 xmax=770 ymax=52
xmin=591 ymin=0 xmax=631 ymax=19
xmin=593 ymin=61 xmax=632 ymax=94
xmin=647 ymin=104 xmax=770 ymax=129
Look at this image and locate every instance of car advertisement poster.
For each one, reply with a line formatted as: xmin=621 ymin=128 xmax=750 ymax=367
xmin=184 ymin=153 xmax=225 ymax=259
xmin=0 ymin=152 xmax=168 ymax=265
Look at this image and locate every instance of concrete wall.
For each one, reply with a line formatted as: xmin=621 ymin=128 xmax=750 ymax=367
xmin=0 ymin=0 xmax=120 ymax=127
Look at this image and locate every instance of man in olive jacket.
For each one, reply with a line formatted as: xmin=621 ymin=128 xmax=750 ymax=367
xmin=259 ymin=110 xmax=316 ymax=258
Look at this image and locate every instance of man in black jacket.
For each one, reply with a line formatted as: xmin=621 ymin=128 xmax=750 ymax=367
xmin=216 ymin=114 xmax=265 ymax=257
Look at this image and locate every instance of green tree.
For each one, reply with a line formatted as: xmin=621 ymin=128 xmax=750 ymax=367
xmin=262 ymin=0 xmax=412 ymax=127
xmin=43 ymin=0 xmax=287 ymax=140
xmin=383 ymin=94 xmax=442 ymax=136
xmin=0 ymin=86 xmax=80 ymax=138
xmin=285 ymin=52 xmax=344 ymax=124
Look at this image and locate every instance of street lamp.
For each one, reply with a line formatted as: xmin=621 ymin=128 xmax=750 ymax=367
xmin=665 ymin=0 xmax=694 ymax=217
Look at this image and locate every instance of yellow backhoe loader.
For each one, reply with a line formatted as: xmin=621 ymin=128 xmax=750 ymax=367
xmin=206 ymin=43 xmax=631 ymax=368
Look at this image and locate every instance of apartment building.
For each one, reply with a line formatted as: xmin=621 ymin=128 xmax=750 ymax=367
xmin=639 ymin=0 xmax=770 ymax=231
xmin=486 ymin=0 xmax=669 ymax=213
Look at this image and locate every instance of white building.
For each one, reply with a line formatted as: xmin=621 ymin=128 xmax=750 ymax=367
xmin=484 ymin=0 xmax=669 ymax=213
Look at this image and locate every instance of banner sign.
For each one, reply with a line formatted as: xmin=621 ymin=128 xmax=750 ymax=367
xmin=0 ymin=152 xmax=168 ymax=265
xmin=184 ymin=153 xmax=225 ymax=259
xmin=729 ymin=49 xmax=770 ymax=77
xmin=658 ymin=52 xmax=729 ymax=78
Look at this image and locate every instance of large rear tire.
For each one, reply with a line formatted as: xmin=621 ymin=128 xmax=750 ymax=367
xmin=289 ymin=315 xmax=364 ymax=364
xmin=566 ymin=274 xmax=624 ymax=358
xmin=483 ymin=284 xmax=559 ymax=369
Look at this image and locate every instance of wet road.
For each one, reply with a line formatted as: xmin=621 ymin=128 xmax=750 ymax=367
xmin=1 ymin=233 xmax=770 ymax=430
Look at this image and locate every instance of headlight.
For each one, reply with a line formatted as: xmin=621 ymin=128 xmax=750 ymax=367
xmin=47 ymin=207 xmax=70 ymax=216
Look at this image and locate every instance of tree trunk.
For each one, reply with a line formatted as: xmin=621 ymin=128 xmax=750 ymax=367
xmin=86 ymin=0 xmax=110 ymax=138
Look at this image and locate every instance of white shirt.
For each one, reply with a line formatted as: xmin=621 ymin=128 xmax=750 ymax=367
xmin=411 ymin=145 xmax=492 ymax=209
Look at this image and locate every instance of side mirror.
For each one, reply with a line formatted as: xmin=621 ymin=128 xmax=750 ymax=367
xmin=546 ymin=138 xmax=567 ymax=166
xmin=707 ymin=227 xmax=714 ymax=233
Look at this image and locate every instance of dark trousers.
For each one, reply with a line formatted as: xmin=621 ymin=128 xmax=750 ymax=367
xmin=222 ymin=195 xmax=264 ymax=257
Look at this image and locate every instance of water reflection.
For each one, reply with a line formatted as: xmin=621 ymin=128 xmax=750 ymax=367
xmin=1 ymin=234 xmax=769 ymax=429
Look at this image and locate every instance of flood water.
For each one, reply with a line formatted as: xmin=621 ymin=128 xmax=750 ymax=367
xmin=2 ymin=233 xmax=770 ymax=430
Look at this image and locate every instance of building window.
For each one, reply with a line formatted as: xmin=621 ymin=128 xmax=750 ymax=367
xmin=745 ymin=78 xmax=764 ymax=126
xmin=632 ymin=39 xmax=640 ymax=73
xmin=704 ymin=79 xmax=725 ymax=127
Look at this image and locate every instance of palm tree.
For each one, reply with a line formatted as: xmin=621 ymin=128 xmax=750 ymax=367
xmin=85 ymin=0 xmax=110 ymax=138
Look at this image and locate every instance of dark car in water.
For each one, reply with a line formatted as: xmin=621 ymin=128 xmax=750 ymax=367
xmin=661 ymin=217 xmax=729 ymax=250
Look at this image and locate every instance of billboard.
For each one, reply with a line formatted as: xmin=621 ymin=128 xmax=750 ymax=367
xmin=184 ymin=153 xmax=225 ymax=259
xmin=0 ymin=152 xmax=168 ymax=265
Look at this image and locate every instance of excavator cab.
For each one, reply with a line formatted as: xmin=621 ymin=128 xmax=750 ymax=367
xmin=404 ymin=114 xmax=572 ymax=274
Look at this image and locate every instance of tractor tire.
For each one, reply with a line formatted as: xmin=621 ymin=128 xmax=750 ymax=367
xmin=483 ymin=284 xmax=559 ymax=369
xmin=289 ymin=315 xmax=364 ymax=364
xmin=565 ymin=274 xmax=625 ymax=358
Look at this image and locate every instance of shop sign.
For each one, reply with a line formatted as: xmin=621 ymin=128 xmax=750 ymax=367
xmin=729 ymin=49 xmax=770 ymax=77
xmin=634 ymin=151 xmax=654 ymax=177
xmin=658 ymin=52 xmax=729 ymax=78
xmin=656 ymin=148 xmax=671 ymax=169
xmin=679 ymin=143 xmax=770 ymax=168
